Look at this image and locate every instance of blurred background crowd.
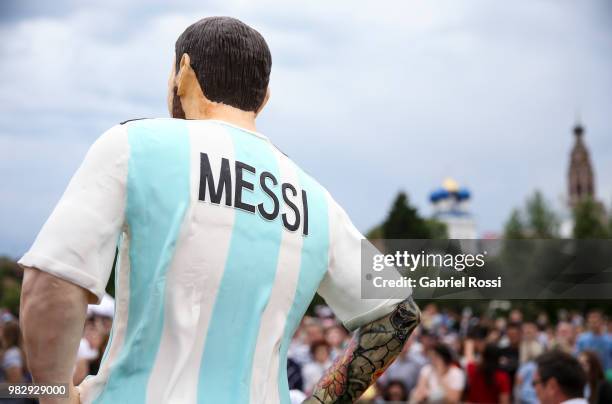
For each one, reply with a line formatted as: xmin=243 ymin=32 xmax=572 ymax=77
xmin=1 ymin=298 xmax=611 ymax=404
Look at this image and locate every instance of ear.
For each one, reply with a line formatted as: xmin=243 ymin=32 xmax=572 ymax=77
xmin=547 ymin=377 xmax=560 ymax=394
xmin=176 ymin=53 xmax=192 ymax=96
xmin=256 ymin=87 xmax=270 ymax=116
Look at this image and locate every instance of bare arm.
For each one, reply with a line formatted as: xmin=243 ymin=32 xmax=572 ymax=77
xmin=73 ymin=358 xmax=90 ymax=386
xmin=20 ymin=267 xmax=90 ymax=404
xmin=439 ymin=380 xmax=462 ymax=403
xmin=464 ymin=338 xmax=476 ymax=364
xmin=409 ymin=368 xmax=430 ymax=403
xmin=304 ymin=296 xmax=421 ymax=403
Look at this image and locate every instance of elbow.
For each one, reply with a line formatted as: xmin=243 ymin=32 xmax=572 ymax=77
xmin=19 ymin=268 xmax=89 ymax=379
xmin=19 ymin=269 xmax=52 ymax=376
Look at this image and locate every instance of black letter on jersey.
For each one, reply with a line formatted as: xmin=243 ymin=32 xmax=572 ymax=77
xmin=258 ymin=171 xmax=279 ymax=220
xmin=199 ymin=153 xmax=231 ymax=206
xmin=282 ymin=183 xmax=301 ymax=232
xmin=302 ymin=190 xmax=309 ymax=236
xmin=235 ymin=161 xmax=256 ymax=213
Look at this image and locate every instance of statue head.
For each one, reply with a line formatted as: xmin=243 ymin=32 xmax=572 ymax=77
xmin=168 ymin=17 xmax=272 ymax=120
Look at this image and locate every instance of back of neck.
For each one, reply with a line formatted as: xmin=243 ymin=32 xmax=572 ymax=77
xmin=185 ymin=103 xmax=257 ymax=132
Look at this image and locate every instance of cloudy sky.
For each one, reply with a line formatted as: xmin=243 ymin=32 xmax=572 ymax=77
xmin=1 ymin=0 xmax=611 ymax=257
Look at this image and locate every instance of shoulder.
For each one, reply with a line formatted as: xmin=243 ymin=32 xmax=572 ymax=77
xmin=84 ymin=124 xmax=130 ymax=166
xmin=119 ymin=117 xmax=187 ymax=128
xmin=448 ymin=365 xmax=465 ymax=377
xmin=94 ymin=122 xmax=129 ymax=148
xmin=519 ymin=361 xmax=535 ymax=375
xmin=576 ymin=332 xmax=591 ymax=342
xmin=446 ymin=365 xmax=465 ymax=383
xmin=117 ymin=117 xmax=189 ymax=134
xmin=420 ymin=364 xmax=433 ymax=376
xmin=118 ymin=118 xmax=197 ymax=148
xmin=119 ymin=117 xmax=149 ymax=125
xmin=118 ymin=117 xmax=175 ymax=131
xmin=446 ymin=366 xmax=466 ymax=388
xmin=113 ymin=118 xmax=194 ymax=155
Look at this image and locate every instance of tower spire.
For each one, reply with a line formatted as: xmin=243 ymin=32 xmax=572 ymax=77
xmin=573 ymin=122 xmax=584 ymax=138
xmin=568 ymin=122 xmax=594 ymax=207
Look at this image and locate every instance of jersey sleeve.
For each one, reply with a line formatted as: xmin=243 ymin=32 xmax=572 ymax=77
xmin=18 ymin=125 xmax=129 ymax=303
xmin=317 ymin=198 xmax=412 ymax=331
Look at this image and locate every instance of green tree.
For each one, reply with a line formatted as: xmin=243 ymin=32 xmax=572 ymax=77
xmin=573 ymin=197 xmax=609 ymax=238
xmin=525 ymin=191 xmax=559 ymax=238
xmin=503 ymin=191 xmax=559 ymax=239
xmin=382 ymin=192 xmax=442 ymax=239
xmin=424 ymin=219 xmax=448 ymax=239
xmin=504 ymin=208 xmax=525 ymax=239
xmin=365 ymin=224 xmax=384 ymax=240
xmin=608 ymin=202 xmax=612 ymax=237
xmin=0 ymin=280 xmax=21 ymax=315
xmin=0 ymin=257 xmax=23 ymax=315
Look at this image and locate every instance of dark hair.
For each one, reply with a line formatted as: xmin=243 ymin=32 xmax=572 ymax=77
xmin=175 ymin=17 xmax=272 ymax=112
xmin=480 ymin=343 xmax=501 ymax=386
xmin=1 ymin=321 xmax=24 ymax=375
xmin=506 ymin=321 xmax=522 ymax=331
xmin=467 ymin=324 xmax=489 ymax=340
xmin=1 ymin=321 xmax=21 ymax=349
xmin=432 ymin=343 xmax=454 ymax=366
xmin=536 ymin=350 xmax=586 ymax=399
xmin=310 ymin=340 xmax=330 ymax=357
xmin=580 ymin=351 xmax=605 ymax=404
xmin=383 ymin=380 xmax=408 ymax=401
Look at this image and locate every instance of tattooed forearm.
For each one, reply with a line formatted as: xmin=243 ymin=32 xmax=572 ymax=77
xmin=304 ymin=297 xmax=420 ymax=404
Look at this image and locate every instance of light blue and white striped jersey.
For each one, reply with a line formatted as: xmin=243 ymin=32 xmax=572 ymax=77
xmin=20 ymin=118 xmax=409 ymax=404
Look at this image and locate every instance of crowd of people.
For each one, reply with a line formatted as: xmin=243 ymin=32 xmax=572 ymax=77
xmin=287 ymin=303 xmax=612 ymax=403
xmin=1 ymin=299 xmax=611 ymax=404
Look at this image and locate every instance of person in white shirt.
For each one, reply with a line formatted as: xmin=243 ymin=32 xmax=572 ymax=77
xmin=410 ymin=343 xmax=465 ymax=403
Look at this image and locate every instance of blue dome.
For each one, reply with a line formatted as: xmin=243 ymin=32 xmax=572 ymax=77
xmin=430 ymin=187 xmax=471 ymax=203
xmin=430 ymin=188 xmax=450 ymax=202
xmin=456 ymin=188 xmax=471 ymax=200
